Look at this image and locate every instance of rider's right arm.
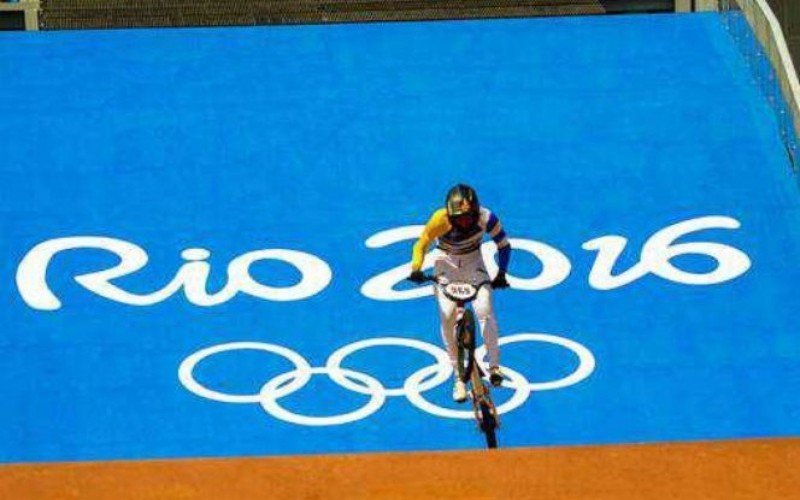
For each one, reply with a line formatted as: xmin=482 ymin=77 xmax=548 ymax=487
xmin=411 ymin=208 xmax=450 ymax=272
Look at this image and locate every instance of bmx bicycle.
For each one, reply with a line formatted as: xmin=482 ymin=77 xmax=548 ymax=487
xmin=422 ymin=274 xmax=502 ymax=449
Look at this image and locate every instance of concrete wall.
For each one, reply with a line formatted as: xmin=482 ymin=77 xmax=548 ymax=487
xmin=686 ymin=0 xmax=800 ymax=74
xmin=767 ymin=0 xmax=800 ymax=70
xmin=0 ymin=1 xmax=38 ymax=30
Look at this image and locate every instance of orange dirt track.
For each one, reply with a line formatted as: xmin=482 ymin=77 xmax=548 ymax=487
xmin=1 ymin=438 xmax=798 ymax=499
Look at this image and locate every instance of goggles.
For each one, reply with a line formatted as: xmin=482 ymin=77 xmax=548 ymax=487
xmin=451 ymin=213 xmax=477 ymax=228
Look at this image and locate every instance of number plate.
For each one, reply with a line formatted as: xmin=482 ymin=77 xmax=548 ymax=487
xmin=444 ymin=282 xmax=478 ymax=301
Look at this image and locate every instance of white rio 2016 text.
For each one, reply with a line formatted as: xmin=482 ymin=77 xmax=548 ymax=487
xmin=16 ymin=215 xmax=751 ymax=310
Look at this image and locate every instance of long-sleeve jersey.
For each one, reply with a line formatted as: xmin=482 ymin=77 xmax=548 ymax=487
xmin=411 ymin=207 xmax=511 ymax=272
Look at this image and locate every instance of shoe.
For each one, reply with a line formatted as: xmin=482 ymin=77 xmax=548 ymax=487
xmin=452 ymin=380 xmax=467 ymax=403
xmin=489 ymin=366 xmax=505 ymax=387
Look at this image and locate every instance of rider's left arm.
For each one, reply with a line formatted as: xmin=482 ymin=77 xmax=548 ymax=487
xmin=486 ymin=212 xmax=511 ymax=273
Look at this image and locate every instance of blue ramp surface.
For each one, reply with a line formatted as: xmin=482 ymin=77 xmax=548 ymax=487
xmin=1 ymin=13 xmax=800 ymax=463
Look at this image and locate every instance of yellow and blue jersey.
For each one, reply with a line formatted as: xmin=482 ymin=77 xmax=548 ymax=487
xmin=411 ymin=207 xmax=510 ymax=271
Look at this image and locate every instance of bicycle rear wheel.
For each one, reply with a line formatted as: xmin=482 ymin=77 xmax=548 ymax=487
xmin=479 ymin=401 xmax=498 ymax=449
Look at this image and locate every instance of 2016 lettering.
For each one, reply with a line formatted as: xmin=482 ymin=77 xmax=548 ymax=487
xmin=361 ymin=216 xmax=750 ymax=301
xmin=16 ymin=216 xmax=751 ymax=310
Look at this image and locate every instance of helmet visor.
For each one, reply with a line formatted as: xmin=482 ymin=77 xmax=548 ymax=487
xmin=447 ymin=196 xmax=473 ymax=216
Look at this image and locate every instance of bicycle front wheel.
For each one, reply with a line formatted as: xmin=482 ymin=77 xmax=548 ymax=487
xmin=479 ymin=401 xmax=498 ymax=449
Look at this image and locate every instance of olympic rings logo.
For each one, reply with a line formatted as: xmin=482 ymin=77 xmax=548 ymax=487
xmin=178 ymin=333 xmax=596 ymax=426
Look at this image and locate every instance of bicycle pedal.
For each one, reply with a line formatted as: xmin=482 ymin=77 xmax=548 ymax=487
xmin=488 ymin=369 xmax=506 ymax=387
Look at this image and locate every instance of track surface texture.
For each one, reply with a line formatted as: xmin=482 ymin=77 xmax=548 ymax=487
xmin=1 ymin=439 xmax=798 ymax=499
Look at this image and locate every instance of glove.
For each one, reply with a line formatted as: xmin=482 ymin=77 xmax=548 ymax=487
xmin=491 ymin=272 xmax=509 ymax=289
xmin=407 ymin=270 xmax=426 ymax=284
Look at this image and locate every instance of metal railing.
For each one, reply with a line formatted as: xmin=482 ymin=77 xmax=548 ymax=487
xmin=719 ymin=0 xmax=800 ymax=170
xmin=38 ymin=1 xmax=609 ymax=29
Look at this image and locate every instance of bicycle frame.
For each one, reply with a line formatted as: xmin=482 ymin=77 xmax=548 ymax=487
xmin=424 ymin=275 xmax=500 ymax=448
xmin=455 ymin=304 xmax=499 ymax=432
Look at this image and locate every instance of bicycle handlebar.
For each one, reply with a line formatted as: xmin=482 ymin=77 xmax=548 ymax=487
xmin=421 ymin=274 xmax=494 ymax=293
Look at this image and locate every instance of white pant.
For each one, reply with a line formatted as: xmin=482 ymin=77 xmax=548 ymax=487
xmin=433 ymin=251 xmax=500 ymax=372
